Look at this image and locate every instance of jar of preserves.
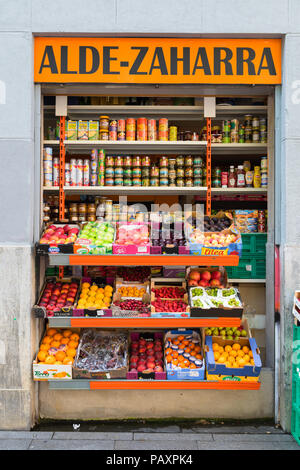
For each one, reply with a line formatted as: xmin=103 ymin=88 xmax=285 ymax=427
xmin=150 ymin=165 xmax=159 ymax=177
xmin=185 ymin=155 xmax=193 ymax=167
xmin=115 ymin=177 xmax=124 ymax=186
xmin=142 ymin=156 xmax=151 ymax=167
xmin=132 ymin=167 xmax=141 ymax=177
xmin=169 ymin=178 xmax=176 ymax=186
xmin=193 ymin=156 xmax=203 ymax=167
xmin=114 ymin=167 xmax=124 ymax=177
xmin=176 ymin=178 xmax=184 ymax=187
xmin=70 ymin=215 xmax=79 ymax=222
xmin=178 ymin=131 xmax=184 ymax=141
xmin=160 ymin=167 xmax=169 ymax=178
xmin=194 ymin=178 xmax=203 ymax=187
xmin=99 ymin=130 xmax=109 ymax=140
xmin=115 ymin=156 xmax=123 ymax=167
xmin=244 ymin=115 xmax=253 ymax=127
xmin=78 ymin=203 xmax=87 ymax=214
xmin=160 ymin=178 xmax=169 ymax=186
xmin=168 ymin=158 xmax=176 ymax=169
xmin=252 ymin=116 xmax=260 ymax=130
xmin=193 ymin=167 xmax=203 ymax=178
xmin=124 ymin=168 xmax=132 ymax=178
xmin=185 ymin=178 xmax=194 ymax=187
xmin=168 ymin=168 xmax=176 ymax=180
xmin=176 ymin=167 xmax=185 ymax=178
xmin=106 ymin=155 xmax=114 ymax=167
xmin=99 ymin=115 xmax=110 ymax=130
xmin=150 ymin=177 xmax=159 ymax=186
xmin=184 ymin=130 xmax=192 ymax=141
xmin=141 ymin=167 xmax=150 ymax=178
xmin=142 ymin=178 xmax=150 ymax=187
xmin=159 ymin=156 xmax=168 ymax=167
xmin=123 ymin=156 xmax=132 ymax=167
xmin=185 ymin=167 xmax=193 ymax=178
xmin=105 ymin=167 xmax=114 ymax=178
xmin=176 ymin=155 xmax=184 ymax=167
xmin=69 ymin=203 xmax=78 ymax=214
xmin=245 ymin=126 xmax=252 ymax=143
xmin=124 ymin=178 xmax=132 ymax=186
xmin=252 ymin=130 xmax=260 ymax=143
xmin=132 ymin=177 xmax=141 ymax=186
xmin=88 ymin=204 xmax=96 ymax=214
xmin=212 ymin=177 xmax=221 ymax=188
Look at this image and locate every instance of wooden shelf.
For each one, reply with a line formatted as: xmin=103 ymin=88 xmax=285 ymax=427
xmin=47 ymin=379 xmax=261 ymax=390
xmin=48 ymin=254 xmax=240 ymax=267
xmin=48 ymin=316 xmax=241 ymax=329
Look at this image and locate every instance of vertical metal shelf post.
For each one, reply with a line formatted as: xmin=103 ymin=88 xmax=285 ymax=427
xmin=59 ymin=116 xmax=66 ymax=279
xmin=206 ymin=117 xmax=212 ymax=216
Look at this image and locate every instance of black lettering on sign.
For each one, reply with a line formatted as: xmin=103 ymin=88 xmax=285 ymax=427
xmin=79 ymin=46 xmax=100 ymax=74
xmin=170 ymin=47 xmax=190 ymax=75
xmin=39 ymin=46 xmax=58 ymax=74
xmin=214 ymin=47 xmax=233 ymax=75
xmin=149 ymin=47 xmax=168 ymax=75
xmin=103 ymin=46 xmax=120 ymax=75
xmin=257 ymin=47 xmax=276 ymax=75
xmin=192 ymin=47 xmax=211 ymax=75
xmin=61 ymin=46 xmax=77 ymax=74
xmin=129 ymin=47 xmax=148 ymax=75
xmin=236 ymin=48 xmax=256 ymax=75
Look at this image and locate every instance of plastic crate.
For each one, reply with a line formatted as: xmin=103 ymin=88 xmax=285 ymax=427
xmin=226 ymin=257 xmax=266 ymax=280
xmin=240 ymin=234 xmax=267 ymax=258
xmin=291 ymin=405 xmax=300 ymax=446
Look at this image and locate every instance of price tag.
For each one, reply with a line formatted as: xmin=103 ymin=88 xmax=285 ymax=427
xmin=106 ymin=373 xmax=111 ymax=379
xmin=246 ymin=265 xmax=252 ymax=272
xmin=96 ymin=310 xmax=105 ymax=316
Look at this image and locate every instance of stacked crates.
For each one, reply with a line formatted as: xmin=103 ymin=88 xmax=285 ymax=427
xmin=226 ymin=233 xmax=267 ymax=280
xmin=291 ymin=325 xmax=300 ymax=445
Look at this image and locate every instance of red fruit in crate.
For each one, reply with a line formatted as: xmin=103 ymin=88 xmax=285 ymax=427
xmin=130 ymin=368 xmax=137 ymax=372
xmin=199 ymin=280 xmax=209 ymax=287
xmin=211 ymin=270 xmax=221 ymax=280
xmin=130 ymin=355 xmax=139 ymax=363
xmin=70 ymin=283 xmax=78 ymax=289
xmin=154 ymin=366 xmax=163 ymax=372
xmin=137 ymin=358 xmax=146 ymax=365
xmin=147 ymin=355 xmax=155 ymax=363
xmin=188 ymin=280 xmax=198 ymax=287
xmin=137 ymin=364 xmax=146 ymax=372
xmin=189 ymin=270 xmax=201 ymax=281
xmin=146 ymin=342 xmax=154 ymax=349
xmin=201 ymin=270 xmax=211 ymax=282
xmin=139 ymin=347 xmax=146 ymax=354
xmin=210 ymin=279 xmax=221 ymax=287
xmin=154 ymin=344 xmax=162 ymax=352
xmin=147 ymin=349 xmax=154 ymax=356
xmin=155 ymin=351 xmax=163 ymax=360
xmin=63 ymin=225 xmax=70 ymax=233
xmin=146 ymin=361 xmax=156 ymax=369
xmin=131 ymin=342 xmax=139 ymax=350
xmin=139 ymin=339 xmax=146 ymax=346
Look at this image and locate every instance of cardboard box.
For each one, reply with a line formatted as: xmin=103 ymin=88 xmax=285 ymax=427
xmin=164 ymin=329 xmax=205 ymax=380
xmin=205 ymin=318 xmax=251 ymax=343
xmin=150 ymin=245 xmax=189 ymax=255
xmin=66 ymin=120 xmax=78 ymax=140
xmin=36 ymin=224 xmax=80 ymax=255
xmin=73 ymin=276 xmax=113 ymax=317
xmin=73 ymin=221 xmax=115 ymax=255
xmin=72 ymin=330 xmax=129 ymax=379
xmin=126 ymin=332 xmax=166 ymax=380
xmin=88 ymin=120 xmax=99 ymax=140
xmin=112 ymin=292 xmax=151 ymax=317
xmin=150 ymin=278 xmax=190 ymax=317
xmin=78 ymin=120 xmax=89 ymax=140
xmin=205 ymin=334 xmax=262 ymax=379
xmin=293 ymin=291 xmax=300 ymax=322
xmin=113 ymin=222 xmax=150 ymax=255
xmin=32 ymin=277 xmax=81 ymax=318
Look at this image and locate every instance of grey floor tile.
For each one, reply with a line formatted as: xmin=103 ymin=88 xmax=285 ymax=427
xmin=0 ymin=439 xmax=32 ymax=450
xmin=134 ymin=426 xmax=181 ymax=433
xmin=197 ymin=441 xmax=300 ymax=450
xmin=183 ymin=426 xmax=283 ymax=434
xmin=29 ymin=439 xmax=114 ymax=450
xmin=0 ymin=431 xmax=53 ymax=440
xmin=53 ymin=431 xmax=132 ymax=440
xmin=115 ymin=440 xmax=199 ymax=450
xmin=213 ymin=433 xmax=294 ymax=442
xmin=134 ymin=432 xmax=213 ymax=441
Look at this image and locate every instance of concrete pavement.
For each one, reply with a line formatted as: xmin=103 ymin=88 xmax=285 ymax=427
xmin=0 ymin=426 xmax=299 ymax=450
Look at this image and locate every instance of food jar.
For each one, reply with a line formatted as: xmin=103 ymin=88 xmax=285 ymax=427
xmin=150 ymin=177 xmax=159 ymax=186
xmin=160 ymin=167 xmax=169 ymax=178
xmin=142 ymin=156 xmax=151 ymax=167
xmin=99 ymin=116 xmax=110 ymax=130
xmin=114 ymin=167 xmax=124 ymax=177
xmin=88 ymin=204 xmax=96 ymax=214
xmin=184 ymin=155 xmax=193 ymax=167
xmin=160 ymin=178 xmax=169 ymax=186
xmin=185 ymin=167 xmax=193 ymax=178
xmin=99 ymin=130 xmax=109 ymax=140
xmin=124 ymin=178 xmax=132 ymax=186
xmin=132 ymin=155 xmax=141 ymax=167
xmin=115 ymin=177 xmax=124 ymax=186
xmin=193 ymin=167 xmax=203 ymax=178
xmin=159 ymin=156 xmax=168 ymax=167
xmin=168 ymin=158 xmax=176 ymax=169
xmin=185 ymin=178 xmax=194 ymax=187
xmin=212 ymin=177 xmax=221 ymax=188
xmin=124 ymin=168 xmax=132 ymax=178
xmin=184 ymin=130 xmax=192 ymax=141
xmin=123 ymin=156 xmax=132 ymax=167
xmin=194 ymin=178 xmax=203 ymax=187
xmin=252 ymin=130 xmax=260 ymax=143
xmin=132 ymin=167 xmax=142 ymax=177
xmin=176 ymin=178 xmax=184 ymax=187
xmin=115 ymin=156 xmax=123 ymax=167
xmin=193 ymin=156 xmax=203 ymax=167
xmin=150 ymin=165 xmax=159 ymax=177
xmin=141 ymin=167 xmax=150 ymax=178
xmin=106 ymin=155 xmax=114 ymax=167
xmin=252 ymin=116 xmax=260 ymax=130
xmin=168 ymin=168 xmax=176 ymax=180
xmin=212 ymin=167 xmax=221 ymax=178
xmin=132 ymin=177 xmax=141 ymax=186
xmin=105 ymin=167 xmax=114 ymax=178
xmin=176 ymin=167 xmax=185 ymax=178
xmin=78 ymin=203 xmax=87 ymax=214
xmin=142 ymin=177 xmax=150 ymax=187
xmin=244 ymin=115 xmax=253 ymax=127
xmin=176 ymin=155 xmax=184 ymax=167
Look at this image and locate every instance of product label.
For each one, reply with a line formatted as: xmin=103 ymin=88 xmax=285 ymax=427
xmin=201 ymin=247 xmax=229 ymax=256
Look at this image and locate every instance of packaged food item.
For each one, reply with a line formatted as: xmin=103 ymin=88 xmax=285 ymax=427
xmin=158 ymin=118 xmax=168 ymax=141
xmin=66 ymin=120 xmax=78 ymax=140
xmin=99 ymin=115 xmax=110 ymax=131
xmin=78 ymin=120 xmax=89 ymax=140
xmin=83 ymin=159 xmax=90 ymax=186
xmin=147 ymin=119 xmax=157 ymax=141
xmin=137 ymin=118 xmax=147 ymax=141
xmin=228 ymin=166 xmax=236 ymax=188
xmin=253 ymin=166 xmax=261 ymax=188
xmin=126 ymin=118 xmax=136 ymax=141
xmin=169 ymin=126 xmax=177 ymax=141
xmin=99 ymin=130 xmax=109 ymax=140
xmin=245 ymin=170 xmax=254 ymax=187
xmin=88 ymin=121 xmax=99 ymax=140
xmin=236 ymin=165 xmax=245 ymax=187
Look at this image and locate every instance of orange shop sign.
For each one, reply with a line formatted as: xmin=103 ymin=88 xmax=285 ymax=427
xmin=34 ymin=37 xmax=281 ymax=85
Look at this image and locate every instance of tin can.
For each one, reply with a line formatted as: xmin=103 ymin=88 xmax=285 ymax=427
xmin=150 ymin=177 xmax=159 ymax=186
xmin=124 ymin=168 xmax=132 ymax=178
xmin=142 ymin=177 xmax=150 ymax=187
xmin=98 ymin=149 xmax=105 ymax=163
xmin=148 ymin=119 xmax=157 ymax=141
xmin=126 ymin=118 xmax=136 ymax=141
xmin=115 ymin=177 xmax=123 ymax=186
xmin=83 ymin=159 xmax=90 ymax=186
xmin=76 ymin=159 xmax=83 ymax=186
xmin=105 ymin=167 xmax=114 ymax=178
xmin=105 ymin=178 xmax=114 ymax=186
xmin=158 ymin=118 xmax=168 ymax=141
xmin=221 ymin=171 xmax=228 ymax=188
xmin=261 ymin=171 xmax=268 ymax=187
xmin=100 ymin=116 xmax=110 ymax=130
xmin=52 ymin=158 xmax=61 ymax=186
xmin=109 ymin=129 xmax=117 ymax=141
xmin=65 ymin=164 xmax=71 ymax=187
xmin=137 ymin=118 xmax=147 ymax=141
xmin=98 ymin=175 xmax=105 ymax=186
xmin=70 ymin=159 xmax=77 ymax=186
xmin=194 ymin=178 xmax=203 ymax=187
xmin=44 ymin=172 xmax=53 ymax=187
xmin=118 ymin=119 xmax=125 ymax=132
xmin=169 ymin=126 xmax=177 ymax=141
xmin=260 ymin=131 xmax=268 ymax=143
xmin=132 ymin=167 xmax=142 ymax=177
xmin=260 ymin=118 xmax=267 ymax=132
xmin=231 ymin=131 xmax=239 ymax=143
xmin=252 ymin=116 xmax=260 ymax=130
xmin=252 ymin=130 xmax=260 ymax=143
xmin=124 ymin=178 xmax=132 ymax=186
xmin=160 ymin=167 xmax=168 ymax=178
xmin=115 ymin=167 xmax=124 ymax=177
xmin=159 ymin=178 xmax=169 ymax=186
xmin=90 ymin=173 xmax=98 ymax=186
xmin=230 ymin=119 xmax=239 ymax=132
xmin=222 ymin=120 xmax=231 ymax=133
xmin=132 ymin=177 xmax=141 ymax=186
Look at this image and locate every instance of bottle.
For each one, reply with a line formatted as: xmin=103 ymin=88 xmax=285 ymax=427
xmin=253 ymin=166 xmax=261 ymax=188
xmin=236 ymin=165 xmax=245 ymax=187
xmin=228 ymin=166 xmax=236 ymax=188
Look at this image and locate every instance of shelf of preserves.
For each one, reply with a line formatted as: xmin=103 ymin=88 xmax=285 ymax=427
xmin=47 ymin=317 xmax=241 ymax=328
xmin=47 ymin=254 xmax=240 ymax=267
xmin=47 ymin=379 xmax=261 ymax=390
xmin=211 ymin=143 xmax=267 ymax=154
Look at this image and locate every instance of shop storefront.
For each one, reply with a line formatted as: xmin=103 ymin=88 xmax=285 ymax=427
xmin=1 ymin=2 xmax=298 ymax=433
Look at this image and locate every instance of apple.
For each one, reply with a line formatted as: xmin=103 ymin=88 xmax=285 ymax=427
xmin=199 ymin=280 xmax=209 ymax=287
xmin=188 ymin=280 xmax=198 ymax=287
xmin=154 ymin=366 xmax=163 ymax=372
xmin=137 ymin=364 xmax=146 ymax=372
xmin=201 ymin=270 xmax=211 ymax=282
xmin=189 ymin=270 xmax=201 ymax=282
xmin=210 ymin=279 xmax=221 ymax=287
xmin=146 ymin=361 xmax=156 ymax=369
xmin=211 ymin=270 xmax=221 ymax=280
xmin=155 ymin=351 xmax=163 ymax=360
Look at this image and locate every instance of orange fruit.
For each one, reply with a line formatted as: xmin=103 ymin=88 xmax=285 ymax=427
xmin=179 ymin=362 xmax=186 ymax=368
xmin=68 ymin=340 xmax=78 ymax=349
xmin=249 ymin=351 xmax=253 ymax=358
xmin=60 ymin=338 xmax=70 ymax=345
xmin=178 ymin=355 xmax=184 ymax=362
xmin=237 ymin=350 xmax=245 ymax=357
xmin=63 ymin=357 xmax=74 ymax=365
xmin=189 ymin=343 xmax=195 ymax=350
xmin=228 ymin=356 xmax=235 ymax=364
xmin=42 ymin=335 xmax=52 ymax=344
xmin=225 ymin=345 xmax=232 ymax=353
xmin=165 ymin=348 xmax=172 ymax=355
xmin=194 ymin=346 xmax=201 ymax=353
xmin=63 ymin=330 xmax=73 ymax=338
xmin=177 ymin=335 xmax=184 ymax=342
xmin=182 ymin=340 xmax=189 ymax=346
xmin=50 ymin=340 xmax=60 ymax=349
xmin=212 ymin=343 xmax=219 ymax=352
xmin=53 ymin=333 xmax=63 ymax=342
xmin=66 ymin=348 xmax=77 ymax=358
xmin=196 ymin=354 xmax=203 ymax=360
xmin=166 ymin=354 xmax=172 ymax=363
xmin=232 ymin=362 xmax=240 ymax=368
xmin=172 ymin=358 xmax=179 ymax=366
xmin=242 ymin=346 xmax=250 ymax=354
xmin=250 ymin=359 xmax=255 ymax=366
xmin=190 ymin=351 xmax=197 ymax=357
xmin=45 ymin=355 xmax=56 ymax=365
xmin=214 ymin=351 xmax=220 ymax=361
xmin=39 ymin=344 xmax=50 ymax=352
xmin=218 ymin=355 xmax=226 ymax=363
xmin=37 ymin=351 xmax=47 ymax=362
xmin=55 ymin=351 xmax=66 ymax=362
xmin=190 ymin=363 xmax=197 ymax=369
xmin=225 ymin=361 xmax=231 ymax=368
xmin=70 ymin=333 xmax=79 ymax=342
xmin=172 ymin=351 xmax=179 ymax=358
xmin=237 ymin=358 xmax=246 ymax=367
xmin=232 ymin=343 xmax=241 ymax=351
xmin=229 ymin=350 xmax=237 ymax=358
xmin=244 ymin=354 xmax=250 ymax=363
xmin=54 ymin=361 xmax=63 ymax=365
xmin=47 ymin=328 xmax=58 ymax=337
xmin=217 ymin=346 xmax=224 ymax=354
xmin=185 ymin=347 xmax=191 ymax=353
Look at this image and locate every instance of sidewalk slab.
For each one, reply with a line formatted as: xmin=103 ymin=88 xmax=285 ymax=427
xmin=115 ymin=440 xmax=199 ymax=450
xmin=53 ymin=432 xmax=133 ymax=441
xmin=29 ymin=439 xmax=114 ymax=450
xmin=133 ymin=426 xmax=181 ymax=433
xmin=197 ymin=441 xmax=300 ymax=450
xmin=0 ymin=431 xmax=53 ymax=440
xmin=182 ymin=426 xmax=284 ymax=434
xmin=0 ymin=439 xmax=32 ymax=450
xmin=133 ymin=432 xmax=213 ymax=441
xmin=213 ymin=433 xmax=294 ymax=442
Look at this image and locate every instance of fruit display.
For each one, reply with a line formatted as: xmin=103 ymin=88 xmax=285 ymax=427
xmin=36 ymin=329 xmax=79 ymax=366
xmin=210 ymin=342 xmax=254 ymax=369
xmin=151 ymin=286 xmax=186 ymax=299
xmin=76 ymin=281 xmax=113 ymax=310
xmin=202 ymin=215 xmax=232 ymax=232
xmin=127 ymin=333 xmax=165 ymax=378
xmin=205 ymin=326 xmax=248 ymax=340
xmin=74 ymin=221 xmax=115 ymax=254
xmin=117 ymin=285 xmax=148 ymax=299
xmin=114 ymin=222 xmax=150 ymax=252
xmin=117 ymin=266 xmax=151 ymax=283
xmin=152 ymin=299 xmax=189 ymax=314
xmin=188 ymin=229 xmax=239 ymax=248
xmin=37 ymin=279 xmax=79 ymax=315
xmin=112 ymin=298 xmax=151 ymax=316
xmin=164 ymin=330 xmax=205 ymax=380
xmin=39 ymin=224 xmax=79 ymax=245
xmin=189 ymin=285 xmax=242 ymax=310
xmin=73 ymin=329 xmax=128 ymax=379
xmin=187 ymin=268 xmax=226 ymax=288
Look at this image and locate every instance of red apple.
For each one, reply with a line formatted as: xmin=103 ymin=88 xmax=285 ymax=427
xmin=211 ymin=270 xmax=221 ymax=280
xmin=137 ymin=364 xmax=146 ymax=372
xmin=189 ymin=270 xmax=201 ymax=281
xmin=201 ymin=270 xmax=211 ymax=282
xmin=146 ymin=361 xmax=155 ymax=369
xmin=199 ymin=280 xmax=209 ymax=287
xmin=146 ymin=342 xmax=154 ymax=349
xmin=188 ymin=280 xmax=198 ymax=287
xmin=210 ymin=279 xmax=221 ymax=287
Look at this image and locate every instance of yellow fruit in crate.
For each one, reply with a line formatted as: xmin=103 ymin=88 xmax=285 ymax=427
xmin=250 ymin=359 xmax=255 ymax=366
xmin=237 ymin=358 xmax=246 ymax=367
xmin=98 ymin=287 xmax=104 ymax=294
xmin=212 ymin=343 xmax=219 ymax=352
xmin=82 ymin=282 xmax=91 ymax=288
xmin=45 ymin=355 xmax=56 ymax=365
xmin=40 ymin=343 xmax=50 ymax=352
xmin=68 ymin=340 xmax=78 ymax=349
xmin=66 ymin=348 xmax=76 ymax=358
xmin=228 ymin=356 xmax=235 ymax=365
xmin=54 ymin=361 xmax=63 ymax=365
xmin=50 ymin=340 xmax=60 ymax=349
xmin=229 ymin=350 xmax=237 ymax=358
xmin=232 ymin=362 xmax=239 ymax=368
xmin=237 ymin=350 xmax=245 ymax=357
xmin=37 ymin=351 xmax=47 ymax=362
xmin=242 ymin=346 xmax=250 ymax=354
xmin=225 ymin=345 xmax=232 ymax=353
xmin=218 ymin=355 xmax=226 ymax=363
xmin=63 ymin=330 xmax=72 ymax=338
xmin=105 ymin=285 xmax=113 ymax=292
xmin=63 ymin=357 xmax=73 ymax=365
xmin=60 ymin=338 xmax=69 ymax=345
xmin=232 ymin=343 xmax=241 ymax=351
xmin=214 ymin=351 xmax=220 ymax=361
xmin=103 ymin=296 xmax=111 ymax=305
xmin=243 ymin=354 xmax=250 ymax=363
xmin=55 ymin=351 xmax=66 ymax=362
xmin=249 ymin=351 xmax=253 ymax=358
xmin=225 ymin=361 xmax=231 ymax=368
xmin=96 ymin=292 xmax=104 ymax=300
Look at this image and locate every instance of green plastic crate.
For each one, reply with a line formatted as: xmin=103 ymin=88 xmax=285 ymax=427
xmin=291 ymin=405 xmax=300 ymax=446
xmin=291 ymin=326 xmax=300 ymax=445
xmin=240 ymin=234 xmax=267 ymax=258
xmin=226 ymin=257 xmax=266 ymax=280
